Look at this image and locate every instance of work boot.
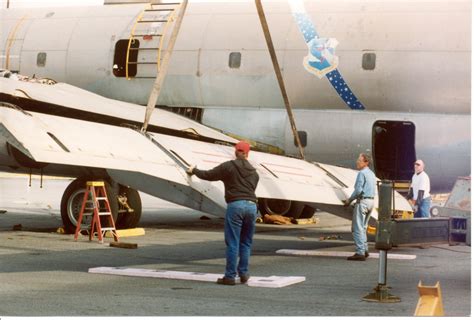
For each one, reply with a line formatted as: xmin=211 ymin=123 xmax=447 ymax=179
xmin=347 ymin=253 xmax=366 ymax=261
xmin=240 ymin=274 xmax=250 ymax=284
xmin=217 ymin=277 xmax=235 ymax=285
xmin=365 ymin=251 xmax=370 ymax=258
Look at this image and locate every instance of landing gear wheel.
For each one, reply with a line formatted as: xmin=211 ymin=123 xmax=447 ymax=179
xmin=299 ymin=205 xmax=316 ymax=219
xmin=60 ymin=177 xmax=118 ymax=234
xmin=115 ymin=186 xmax=142 ymax=229
xmin=286 ymin=202 xmax=305 ymax=219
xmin=258 ymin=198 xmax=291 ymax=216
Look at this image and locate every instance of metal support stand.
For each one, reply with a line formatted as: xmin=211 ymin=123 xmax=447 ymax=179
xmin=363 ymin=250 xmax=400 ymax=302
xmin=363 ymin=180 xmax=401 ymax=303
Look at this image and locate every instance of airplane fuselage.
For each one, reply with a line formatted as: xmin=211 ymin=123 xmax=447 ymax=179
xmin=1 ymin=0 xmax=471 ymax=192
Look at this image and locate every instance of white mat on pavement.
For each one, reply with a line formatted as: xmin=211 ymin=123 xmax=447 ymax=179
xmin=276 ymin=249 xmax=416 ymax=260
xmin=88 ymin=267 xmax=305 ymax=288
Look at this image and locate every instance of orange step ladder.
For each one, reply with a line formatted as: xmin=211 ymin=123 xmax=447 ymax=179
xmin=74 ymin=181 xmax=119 ymax=243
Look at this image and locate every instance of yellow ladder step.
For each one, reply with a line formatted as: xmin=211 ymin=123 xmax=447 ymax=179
xmin=86 ymin=181 xmax=105 ymax=187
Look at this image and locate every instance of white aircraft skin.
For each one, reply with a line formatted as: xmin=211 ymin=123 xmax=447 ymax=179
xmin=0 ymin=77 xmax=412 ymax=232
xmin=0 ymin=1 xmax=470 ymax=192
xmin=0 ymin=0 xmax=470 ymax=230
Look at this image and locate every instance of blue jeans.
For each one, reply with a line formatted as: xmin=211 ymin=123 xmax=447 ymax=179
xmin=352 ymin=199 xmax=374 ymax=255
xmin=415 ymin=197 xmax=431 ymax=218
xmin=224 ymin=200 xmax=257 ymax=279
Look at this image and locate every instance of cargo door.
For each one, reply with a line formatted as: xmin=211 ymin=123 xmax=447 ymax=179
xmin=372 ymin=120 xmax=416 ymax=183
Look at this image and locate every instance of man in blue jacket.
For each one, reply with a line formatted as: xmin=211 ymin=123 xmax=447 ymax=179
xmin=344 ymin=153 xmax=376 ymax=261
xmin=187 ymin=141 xmax=259 ymax=285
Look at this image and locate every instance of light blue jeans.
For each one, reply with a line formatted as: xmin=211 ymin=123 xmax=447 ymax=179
xmin=352 ymin=199 xmax=374 ymax=255
xmin=224 ymin=200 xmax=257 ymax=279
xmin=415 ymin=197 xmax=431 ymax=218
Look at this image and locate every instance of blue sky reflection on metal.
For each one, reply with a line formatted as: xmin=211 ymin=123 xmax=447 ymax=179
xmin=289 ymin=0 xmax=366 ymax=110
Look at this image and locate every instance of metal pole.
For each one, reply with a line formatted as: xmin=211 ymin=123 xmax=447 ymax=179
xmin=363 ymin=180 xmax=400 ymax=303
xmin=378 ymin=250 xmax=387 ymax=285
xmin=141 ymin=0 xmax=188 ymax=132
xmin=7 ymin=0 xmax=10 ymax=9
xmin=255 ymin=0 xmax=305 ymax=160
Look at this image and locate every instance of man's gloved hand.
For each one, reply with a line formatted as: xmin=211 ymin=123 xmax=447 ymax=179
xmin=186 ymin=165 xmax=196 ymax=175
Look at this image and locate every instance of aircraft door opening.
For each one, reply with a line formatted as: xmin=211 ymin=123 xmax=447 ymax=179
xmin=372 ymin=121 xmax=416 ymax=181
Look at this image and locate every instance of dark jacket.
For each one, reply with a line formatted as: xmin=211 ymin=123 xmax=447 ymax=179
xmin=193 ymin=159 xmax=259 ymax=203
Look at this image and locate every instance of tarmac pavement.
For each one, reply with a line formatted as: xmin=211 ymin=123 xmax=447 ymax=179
xmin=0 ymin=174 xmax=470 ymax=316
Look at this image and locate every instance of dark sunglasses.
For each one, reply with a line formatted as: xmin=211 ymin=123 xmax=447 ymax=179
xmin=414 ymin=163 xmax=421 ymax=166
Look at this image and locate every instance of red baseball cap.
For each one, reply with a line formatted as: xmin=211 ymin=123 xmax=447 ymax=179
xmin=235 ymin=141 xmax=250 ymax=154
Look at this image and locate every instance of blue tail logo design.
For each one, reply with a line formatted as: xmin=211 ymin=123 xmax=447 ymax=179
xmin=290 ymin=2 xmax=365 ymax=110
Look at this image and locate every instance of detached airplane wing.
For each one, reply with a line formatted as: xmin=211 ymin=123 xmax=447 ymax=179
xmin=0 ymin=78 xmax=411 ymax=228
xmin=0 ymin=109 xmax=411 ymax=222
xmin=0 ymin=77 xmax=237 ymax=144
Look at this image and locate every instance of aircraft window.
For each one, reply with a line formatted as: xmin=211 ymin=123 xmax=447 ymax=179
xmin=113 ymin=39 xmax=139 ymax=77
xmin=362 ymin=52 xmax=376 ymax=70
xmin=37 ymin=52 xmax=47 ymax=67
xmin=228 ymin=52 xmax=241 ymax=69
xmin=294 ymin=131 xmax=307 ymax=148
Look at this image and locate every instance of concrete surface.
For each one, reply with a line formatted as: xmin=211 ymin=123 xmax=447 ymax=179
xmin=0 ymin=174 xmax=470 ymax=316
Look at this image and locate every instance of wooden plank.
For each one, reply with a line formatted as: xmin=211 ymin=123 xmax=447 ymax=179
xmin=88 ymin=267 xmax=305 ymax=288
xmin=105 ymin=228 xmax=145 ymax=238
xmin=276 ymin=249 xmax=416 ymax=260
xmin=109 ymin=241 xmax=138 ymax=249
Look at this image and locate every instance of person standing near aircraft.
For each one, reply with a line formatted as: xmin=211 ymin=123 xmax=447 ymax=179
xmin=344 ymin=153 xmax=376 ymax=261
xmin=186 ymin=141 xmax=259 ymax=285
xmin=407 ymin=160 xmax=431 ymax=218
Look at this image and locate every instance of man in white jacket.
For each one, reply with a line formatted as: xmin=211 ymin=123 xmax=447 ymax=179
xmin=407 ymin=160 xmax=431 ymax=218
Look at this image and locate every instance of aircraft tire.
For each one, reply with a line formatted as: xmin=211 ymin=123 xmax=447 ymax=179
xmin=258 ymin=198 xmax=291 ymax=216
xmin=286 ymin=202 xmax=305 ymax=219
xmin=115 ymin=186 xmax=142 ymax=229
xmin=60 ymin=177 xmax=118 ymax=234
xmin=299 ymin=205 xmax=316 ymax=219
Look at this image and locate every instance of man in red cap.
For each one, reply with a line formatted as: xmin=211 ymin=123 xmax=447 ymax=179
xmin=187 ymin=141 xmax=259 ymax=285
